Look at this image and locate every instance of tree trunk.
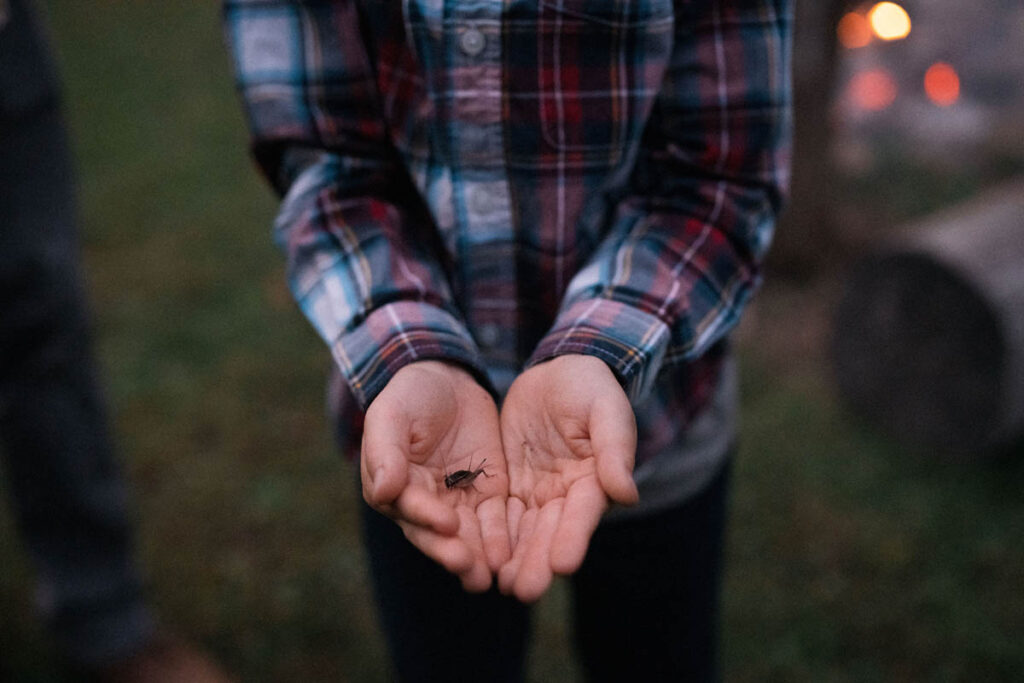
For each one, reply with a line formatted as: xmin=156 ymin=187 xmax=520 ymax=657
xmin=831 ymin=179 xmax=1024 ymax=456
xmin=769 ymin=0 xmax=850 ymax=276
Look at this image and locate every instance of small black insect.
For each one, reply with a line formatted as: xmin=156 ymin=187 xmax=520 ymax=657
xmin=444 ymin=457 xmax=491 ymax=491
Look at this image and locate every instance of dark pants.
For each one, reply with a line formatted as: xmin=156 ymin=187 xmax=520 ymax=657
xmin=362 ymin=462 xmax=730 ymax=683
xmin=0 ymin=7 xmax=153 ymax=662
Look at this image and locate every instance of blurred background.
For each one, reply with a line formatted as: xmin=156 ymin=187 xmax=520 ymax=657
xmin=1 ymin=1 xmax=1022 ymax=680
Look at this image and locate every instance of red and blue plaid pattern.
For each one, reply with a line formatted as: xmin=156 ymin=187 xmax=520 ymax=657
xmin=225 ymin=0 xmax=791 ymax=466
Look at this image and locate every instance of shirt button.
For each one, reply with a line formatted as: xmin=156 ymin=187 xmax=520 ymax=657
xmin=459 ymin=28 xmax=486 ymax=57
xmin=477 ymin=323 xmax=501 ymax=349
xmin=462 ymin=125 xmax=490 ymax=154
xmin=469 ymin=186 xmax=494 ymax=216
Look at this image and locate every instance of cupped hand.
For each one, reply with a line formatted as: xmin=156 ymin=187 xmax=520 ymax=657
xmin=361 ymin=361 xmax=510 ymax=592
xmin=498 ymin=355 xmax=639 ymax=602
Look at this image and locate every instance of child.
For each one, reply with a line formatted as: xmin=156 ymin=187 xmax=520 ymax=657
xmin=226 ymin=1 xmax=791 ymax=679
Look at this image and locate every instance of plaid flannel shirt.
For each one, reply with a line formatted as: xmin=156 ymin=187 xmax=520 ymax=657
xmin=225 ymin=0 xmax=791 ymax=468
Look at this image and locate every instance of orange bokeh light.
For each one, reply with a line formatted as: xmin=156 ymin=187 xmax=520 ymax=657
xmin=848 ymin=69 xmax=899 ymax=112
xmin=838 ymin=12 xmax=873 ymax=49
xmin=924 ymin=62 xmax=961 ymax=107
xmin=868 ymin=2 xmax=912 ymax=41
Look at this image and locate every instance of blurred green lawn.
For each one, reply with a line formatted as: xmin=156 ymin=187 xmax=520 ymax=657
xmin=1 ymin=2 xmax=1022 ymax=681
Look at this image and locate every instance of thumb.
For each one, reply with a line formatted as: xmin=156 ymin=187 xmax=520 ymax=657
xmin=589 ymin=392 xmax=639 ymax=506
xmin=360 ymin=410 xmax=411 ymax=507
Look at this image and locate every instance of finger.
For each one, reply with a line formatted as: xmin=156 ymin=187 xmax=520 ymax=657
xmin=513 ymin=499 xmax=563 ymax=603
xmin=590 ymin=396 xmax=639 ymax=506
xmin=549 ymin=477 xmax=607 ymax=575
xmin=506 ymin=496 xmax=526 ymax=549
xmin=395 ymin=486 xmax=460 ymax=535
xmin=455 ymin=504 xmax=486 ymax=562
xmin=399 ymin=521 xmax=475 ymax=576
xmin=498 ymin=507 xmax=536 ymax=595
xmin=454 ymin=506 xmax=494 ymax=593
xmin=459 ymin=556 xmax=493 ymax=593
xmin=477 ymin=496 xmax=512 ymax=571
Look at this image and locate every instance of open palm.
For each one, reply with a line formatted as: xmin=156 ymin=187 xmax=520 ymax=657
xmin=498 ymin=355 xmax=639 ymax=602
xmin=361 ymin=361 xmax=510 ymax=591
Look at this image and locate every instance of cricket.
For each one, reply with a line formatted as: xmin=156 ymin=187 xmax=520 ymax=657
xmin=443 ymin=457 xmax=492 ymax=491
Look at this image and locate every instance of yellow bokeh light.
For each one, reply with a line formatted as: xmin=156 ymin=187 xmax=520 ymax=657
xmin=869 ymin=2 xmax=912 ymax=41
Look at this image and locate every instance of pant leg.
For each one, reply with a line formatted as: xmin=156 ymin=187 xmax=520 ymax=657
xmin=0 ymin=82 xmax=154 ymax=665
xmin=570 ymin=459 xmax=731 ymax=683
xmin=360 ymin=500 xmax=530 ymax=683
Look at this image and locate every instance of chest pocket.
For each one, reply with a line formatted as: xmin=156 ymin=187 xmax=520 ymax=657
xmin=508 ymin=0 xmax=673 ymax=168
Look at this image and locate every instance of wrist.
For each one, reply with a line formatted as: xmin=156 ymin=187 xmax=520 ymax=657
xmin=526 ymin=298 xmax=670 ymax=402
xmin=395 ymin=359 xmax=493 ymax=397
xmin=526 ymin=353 xmax=619 ymax=386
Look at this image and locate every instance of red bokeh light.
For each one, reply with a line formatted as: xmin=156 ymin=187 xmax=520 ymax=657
xmin=924 ymin=62 xmax=961 ymax=107
xmin=848 ymin=69 xmax=899 ymax=112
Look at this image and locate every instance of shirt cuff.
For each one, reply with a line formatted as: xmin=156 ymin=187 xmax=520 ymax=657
xmin=526 ymin=298 xmax=670 ymax=403
xmin=330 ymin=301 xmax=492 ymax=410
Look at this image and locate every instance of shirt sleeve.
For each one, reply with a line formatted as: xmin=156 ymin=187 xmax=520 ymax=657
xmin=223 ymin=0 xmax=490 ymax=409
xmin=526 ymin=0 xmax=792 ymax=403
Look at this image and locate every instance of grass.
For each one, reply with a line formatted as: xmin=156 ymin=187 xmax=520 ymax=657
xmin=725 ymin=367 xmax=1024 ymax=682
xmin=1 ymin=2 xmax=1022 ymax=680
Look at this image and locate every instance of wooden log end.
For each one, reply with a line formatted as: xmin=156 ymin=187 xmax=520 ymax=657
xmin=831 ymin=253 xmax=1007 ymax=456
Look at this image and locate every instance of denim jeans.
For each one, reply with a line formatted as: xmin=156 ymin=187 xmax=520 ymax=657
xmin=361 ymin=459 xmax=730 ymax=683
xmin=0 ymin=1 xmax=153 ymax=663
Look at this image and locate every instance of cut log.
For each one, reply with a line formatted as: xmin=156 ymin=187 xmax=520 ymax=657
xmin=831 ymin=179 xmax=1024 ymax=456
